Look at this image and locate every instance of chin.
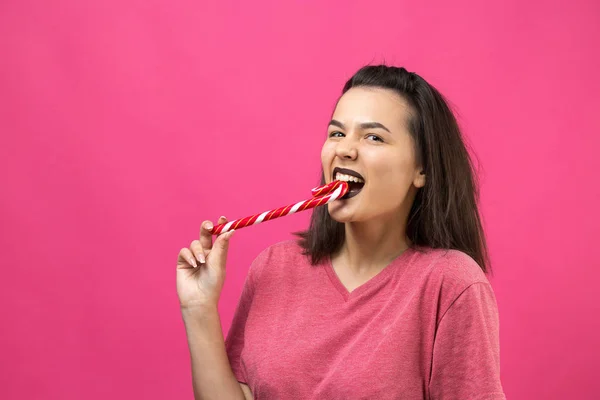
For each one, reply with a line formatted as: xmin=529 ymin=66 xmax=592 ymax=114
xmin=327 ymin=204 xmax=359 ymax=223
xmin=329 ymin=214 xmax=352 ymax=224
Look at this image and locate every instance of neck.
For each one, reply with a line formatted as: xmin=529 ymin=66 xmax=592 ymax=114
xmin=332 ymin=185 xmax=419 ymax=275
xmin=337 ymin=214 xmax=411 ymax=275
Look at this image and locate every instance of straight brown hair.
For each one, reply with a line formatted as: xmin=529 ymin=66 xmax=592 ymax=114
xmin=295 ymin=65 xmax=491 ymax=273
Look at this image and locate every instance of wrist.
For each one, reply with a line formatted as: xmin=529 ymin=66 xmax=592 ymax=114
xmin=181 ymin=302 xmax=219 ymax=320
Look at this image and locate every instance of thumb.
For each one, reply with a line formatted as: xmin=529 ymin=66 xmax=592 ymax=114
xmin=209 ymin=230 xmax=235 ymax=268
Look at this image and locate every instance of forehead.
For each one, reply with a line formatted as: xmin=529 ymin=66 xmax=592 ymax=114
xmin=332 ymin=87 xmax=411 ymax=127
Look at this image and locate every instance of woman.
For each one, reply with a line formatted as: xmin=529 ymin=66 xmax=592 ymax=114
xmin=177 ymin=65 xmax=506 ymax=399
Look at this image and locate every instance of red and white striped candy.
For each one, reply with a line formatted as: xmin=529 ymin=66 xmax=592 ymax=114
xmin=209 ymin=180 xmax=349 ymax=235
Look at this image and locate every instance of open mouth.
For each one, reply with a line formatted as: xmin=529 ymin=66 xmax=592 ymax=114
xmin=333 ymin=167 xmax=365 ymax=199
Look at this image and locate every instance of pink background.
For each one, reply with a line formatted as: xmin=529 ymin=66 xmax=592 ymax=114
xmin=1 ymin=0 xmax=599 ymax=398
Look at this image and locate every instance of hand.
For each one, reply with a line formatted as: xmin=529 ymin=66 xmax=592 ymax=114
xmin=176 ymin=216 xmax=234 ymax=310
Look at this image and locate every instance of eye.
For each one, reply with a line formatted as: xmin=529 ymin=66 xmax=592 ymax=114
xmin=329 ymin=131 xmax=345 ymax=138
xmin=366 ymin=134 xmax=384 ymax=142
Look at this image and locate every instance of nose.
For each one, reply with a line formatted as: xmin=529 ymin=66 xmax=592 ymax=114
xmin=335 ymin=137 xmax=358 ymax=160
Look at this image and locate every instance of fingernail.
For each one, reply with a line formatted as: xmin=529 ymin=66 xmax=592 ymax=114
xmin=189 ymin=257 xmax=197 ymax=268
xmin=220 ymin=215 xmax=227 ymax=220
xmin=228 ymin=229 xmax=235 ymax=238
xmin=205 ymin=222 xmax=213 ymax=230
xmin=198 ymin=253 xmax=205 ymax=264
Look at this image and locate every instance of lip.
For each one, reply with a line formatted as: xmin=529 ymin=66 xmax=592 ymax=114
xmin=332 ymin=167 xmax=365 ymax=199
xmin=332 ymin=167 xmax=365 ymax=181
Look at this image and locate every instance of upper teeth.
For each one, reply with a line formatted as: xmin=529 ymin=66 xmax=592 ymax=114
xmin=336 ymin=173 xmax=364 ymax=183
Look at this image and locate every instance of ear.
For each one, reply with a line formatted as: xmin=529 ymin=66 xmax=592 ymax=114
xmin=413 ymin=169 xmax=426 ymax=188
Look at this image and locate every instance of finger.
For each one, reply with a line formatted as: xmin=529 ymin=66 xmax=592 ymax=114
xmin=189 ymin=240 xmax=206 ymax=264
xmin=199 ymin=216 xmax=227 ymax=254
xmin=177 ymin=247 xmax=198 ymax=269
xmin=199 ymin=219 xmax=215 ymax=253
xmin=216 ymin=215 xmax=228 ymax=236
xmin=211 ymin=229 xmax=235 ymax=269
xmin=200 ymin=216 xmax=228 ymax=261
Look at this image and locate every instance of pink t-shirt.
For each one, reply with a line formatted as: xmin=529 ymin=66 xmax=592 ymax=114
xmin=225 ymin=240 xmax=505 ymax=399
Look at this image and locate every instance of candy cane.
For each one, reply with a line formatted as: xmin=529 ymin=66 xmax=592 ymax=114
xmin=209 ymin=180 xmax=349 ymax=235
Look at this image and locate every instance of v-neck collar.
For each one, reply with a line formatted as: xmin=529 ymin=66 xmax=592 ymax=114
xmin=324 ymin=247 xmax=416 ymax=302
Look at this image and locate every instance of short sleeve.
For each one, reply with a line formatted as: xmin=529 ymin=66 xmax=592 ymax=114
xmin=429 ymin=282 xmax=506 ymax=400
xmin=224 ymin=269 xmax=255 ymax=384
xmin=225 ymin=245 xmax=273 ymax=385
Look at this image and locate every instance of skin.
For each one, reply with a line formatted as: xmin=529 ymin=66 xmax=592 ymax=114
xmin=321 ymin=87 xmax=426 ymax=289
xmin=177 ymin=218 xmax=253 ymax=399
xmin=176 ymin=86 xmax=426 ymax=399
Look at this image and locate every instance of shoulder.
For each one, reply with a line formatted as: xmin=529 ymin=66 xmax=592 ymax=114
xmin=429 ymin=248 xmax=487 ymax=285
xmin=415 ymin=247 xmax=488 ymax=287
xmin=413 ymin=247 xmax=492 ymax=318
xmin=248 ymin=239 xmax=307 ymax=283
xmin=251 ymin=239 xmax=305 ymax=266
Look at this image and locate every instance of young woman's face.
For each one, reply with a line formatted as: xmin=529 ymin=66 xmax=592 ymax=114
xmin=321 ymin=87 xmax=425 ymax=224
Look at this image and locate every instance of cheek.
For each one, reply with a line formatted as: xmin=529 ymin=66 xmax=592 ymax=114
xmin=321 ymin=142 xmax=334 ymax=164
xmin=368 ymin=156 xmax=414 ymax=193
xmin=369 ymin=153 xmax=402 ymax=178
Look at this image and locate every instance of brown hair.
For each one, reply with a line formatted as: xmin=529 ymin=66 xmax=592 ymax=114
xmin=294 ymin=65 xmax=491 ymax=273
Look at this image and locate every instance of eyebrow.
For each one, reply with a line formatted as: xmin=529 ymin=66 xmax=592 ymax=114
xmin=328 ymin=119 xmax=391 ymax=133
